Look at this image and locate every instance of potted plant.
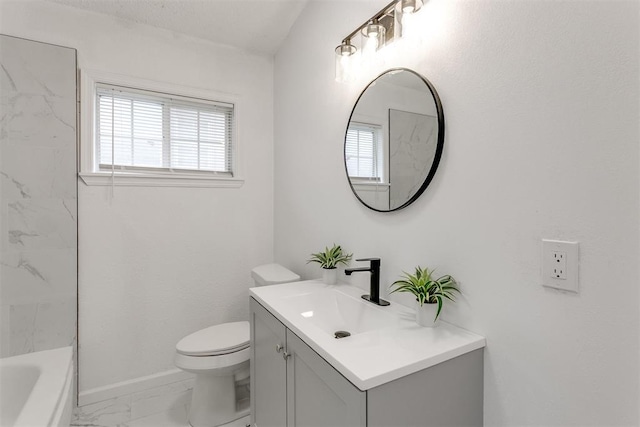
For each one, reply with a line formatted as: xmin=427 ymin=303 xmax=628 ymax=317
xmin=307 ymin=244 xmax=353 ymax=285
xmin=389 ymin=266 xmax=460 ymax=327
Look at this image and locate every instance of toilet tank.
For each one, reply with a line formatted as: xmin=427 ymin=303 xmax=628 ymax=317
xmin=251 ymin=263 xmax=300 ymax=287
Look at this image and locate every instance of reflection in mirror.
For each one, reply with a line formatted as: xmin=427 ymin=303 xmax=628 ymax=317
xmin=344 ymin=68 xmax=444 ymax=212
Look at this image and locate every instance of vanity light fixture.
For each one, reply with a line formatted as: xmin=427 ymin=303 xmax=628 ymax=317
xmin=334 ymin=0 xmax=425 ymax=82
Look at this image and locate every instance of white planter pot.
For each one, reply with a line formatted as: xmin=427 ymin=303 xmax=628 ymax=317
xmin=416 ymin=302 xmax=439 ymax=327
xmin=322 ymin=268 xmax=338 ymax=285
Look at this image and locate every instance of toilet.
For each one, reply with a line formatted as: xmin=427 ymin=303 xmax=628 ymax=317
xmin=175 ymin=264 xmax=300 ymax=427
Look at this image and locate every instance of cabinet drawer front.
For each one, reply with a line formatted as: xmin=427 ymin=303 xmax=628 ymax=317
xmin=286 ymin=330 xmax=366 ymax=427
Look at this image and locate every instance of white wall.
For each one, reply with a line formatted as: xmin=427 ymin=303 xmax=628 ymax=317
xmin=1 ymin=0 xmax=275 ymax=391
xmin=274 ymin=1 xmax=639 ymax=425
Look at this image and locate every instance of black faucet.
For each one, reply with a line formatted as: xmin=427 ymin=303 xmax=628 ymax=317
xmin=344 ymin=258 xmax=390 ymax=306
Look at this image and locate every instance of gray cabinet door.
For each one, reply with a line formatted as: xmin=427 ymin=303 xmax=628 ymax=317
xmin=367 ymin=349 xmax=484 ymax=427
xmin=286 ymin=330 xmax=366 ymax=427
xmin=251 ymin=298 xmax=287 ymax=427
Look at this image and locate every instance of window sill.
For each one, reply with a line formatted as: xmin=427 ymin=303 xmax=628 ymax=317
xmin=79 ymin=172 xmax=244 ymax=188
xmin=351 ymin=181 xmax=390 ymax=188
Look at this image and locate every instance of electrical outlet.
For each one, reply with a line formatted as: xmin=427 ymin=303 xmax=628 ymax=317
xmin=542 ymin=240 xmax=579 ymax=292
xmin=551 ymin=251 xmax=567 ymax=279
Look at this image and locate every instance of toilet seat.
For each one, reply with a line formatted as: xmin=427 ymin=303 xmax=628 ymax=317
xmin=175 ymin=321 xmax=250 ymax=373
xmin=175 ymin=346 xmax=250 ymax=373
xmin=176 ymin=321 xmax=249 ymax=357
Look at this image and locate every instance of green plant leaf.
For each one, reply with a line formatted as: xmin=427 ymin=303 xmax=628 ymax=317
xmin=389 ymin=265 xmax=461 ymax=314
xmin=435 ymin=296 xmax=443 ymax=320
xmin=307 ymin=244 xmax=353 ymax=269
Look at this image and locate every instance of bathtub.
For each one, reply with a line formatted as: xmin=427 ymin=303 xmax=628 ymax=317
xmin=0 ymin=347 xmax=74 ymax=427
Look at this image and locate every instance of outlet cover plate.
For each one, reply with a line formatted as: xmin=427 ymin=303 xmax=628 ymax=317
xmin=542 ymin=239 xmax=579 ymax=292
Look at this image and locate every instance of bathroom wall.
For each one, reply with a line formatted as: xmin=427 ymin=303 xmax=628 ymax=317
xmin=274 ymin=1 xmax=639 ymax=425
xmin=0 ymin=35 xmax=77 ymax=358
xmin=0 ymin=0 xmax=275 ymax=394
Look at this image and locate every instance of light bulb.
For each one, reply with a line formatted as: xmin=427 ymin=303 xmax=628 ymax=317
xmin=335 ymin=41 xmax=358 ymax=83
xmin=361 ymin=21 xmax=385 ymax=52
xmin=364 ymin=35 xmax=379 ymax=54
xmin=397 ymin=0 xmax=424 ymax=40
xmin=401 ymin=0 xmax=423 ymax=14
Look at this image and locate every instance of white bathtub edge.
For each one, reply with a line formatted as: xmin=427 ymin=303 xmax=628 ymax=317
xmin=3 ymin=347 xmax=74 ymax=427
xmin=52 ymin=353 xmax=74 ymax=426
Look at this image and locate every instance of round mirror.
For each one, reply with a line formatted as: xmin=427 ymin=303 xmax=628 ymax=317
xmin=344 ymin=68 xmax=444 ymax=212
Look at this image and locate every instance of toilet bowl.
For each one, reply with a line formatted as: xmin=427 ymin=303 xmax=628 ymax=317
xmin=175 ymin=322 xmax=251 ymax=427
xmin=175 ymin=264 xmax=300 ymax=427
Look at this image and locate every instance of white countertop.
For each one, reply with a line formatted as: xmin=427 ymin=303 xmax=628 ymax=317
xmin=250 ymin=280 xmax=486 ymax=391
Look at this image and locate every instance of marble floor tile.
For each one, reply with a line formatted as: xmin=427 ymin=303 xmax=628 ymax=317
xmin=130 ymin=379 xmax=194 ymax=420
xmin=72 ymin=395 xmax=132 ymax=427
xmin=128 ymin=402 xmax=188 ymax=427
xmin=129 ymin=402 xmax=250 ymax=427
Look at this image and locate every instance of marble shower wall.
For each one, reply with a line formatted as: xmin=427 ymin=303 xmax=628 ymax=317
xmin=0 ymin=35 xmax=77 ymax=357
xmin=388 ymin=109 xmax=438 ymax=211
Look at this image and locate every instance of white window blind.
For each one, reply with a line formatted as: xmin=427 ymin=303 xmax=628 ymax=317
xmin=345 ymin=123 xmax=381 ymax=180
xmin=96 ymin=84 xmax=234 ymax=176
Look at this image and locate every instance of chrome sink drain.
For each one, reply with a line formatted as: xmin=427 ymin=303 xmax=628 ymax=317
xmin=334 ymin=330 xmax=351 ymax=339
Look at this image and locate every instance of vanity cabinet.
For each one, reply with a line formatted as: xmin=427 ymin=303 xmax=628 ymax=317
xmin=286 ymin=330 xmax=366 ymax=427
xmin=250 ymin=298 xmax=365 ymax=427
xmin=250 ymin=297 xmax=287 ymax=427
xmin=250 ymin=297 xmax=483 ymax=427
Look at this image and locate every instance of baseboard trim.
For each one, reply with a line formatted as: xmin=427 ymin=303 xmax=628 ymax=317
xmin=78 ymin=368 xmax=193 ymax=406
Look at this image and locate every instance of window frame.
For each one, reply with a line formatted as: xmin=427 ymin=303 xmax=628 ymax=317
xmin=345 ymin=121 xmax=384 ymax=183
xmin=80 ymin=69 xmax=243 ymax=188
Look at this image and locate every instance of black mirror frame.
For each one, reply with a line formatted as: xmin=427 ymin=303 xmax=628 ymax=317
xmin=344 ymin=68 xmax=445 ymax=212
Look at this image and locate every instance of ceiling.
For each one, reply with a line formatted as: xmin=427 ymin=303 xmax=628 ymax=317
xmin=48 ymin=0 xmax=309 ymax=55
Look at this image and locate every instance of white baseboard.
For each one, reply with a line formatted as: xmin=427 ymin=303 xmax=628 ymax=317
xmin=78 ymin=368 xmax=194 ymax=406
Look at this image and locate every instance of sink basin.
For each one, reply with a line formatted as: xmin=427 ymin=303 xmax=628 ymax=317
xmin=250 ymin=279 xmax=486 ymax=390
xmin=281 ymin=288 xmax=397 ymax=337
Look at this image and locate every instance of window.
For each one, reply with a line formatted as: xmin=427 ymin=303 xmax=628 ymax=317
xmin=345 ymin=122 xmax=382 ymax=181
xmin=80 ymin=70 xmax=242 ymax=188
xmin=97 ymin=84 xmax=233 ymax=175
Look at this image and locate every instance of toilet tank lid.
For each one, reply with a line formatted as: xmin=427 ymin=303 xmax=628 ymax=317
xmin=176 ymin=321 xmax=249 ymax=356
xmin=251 ymin=263 xmax=300 ymax=286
